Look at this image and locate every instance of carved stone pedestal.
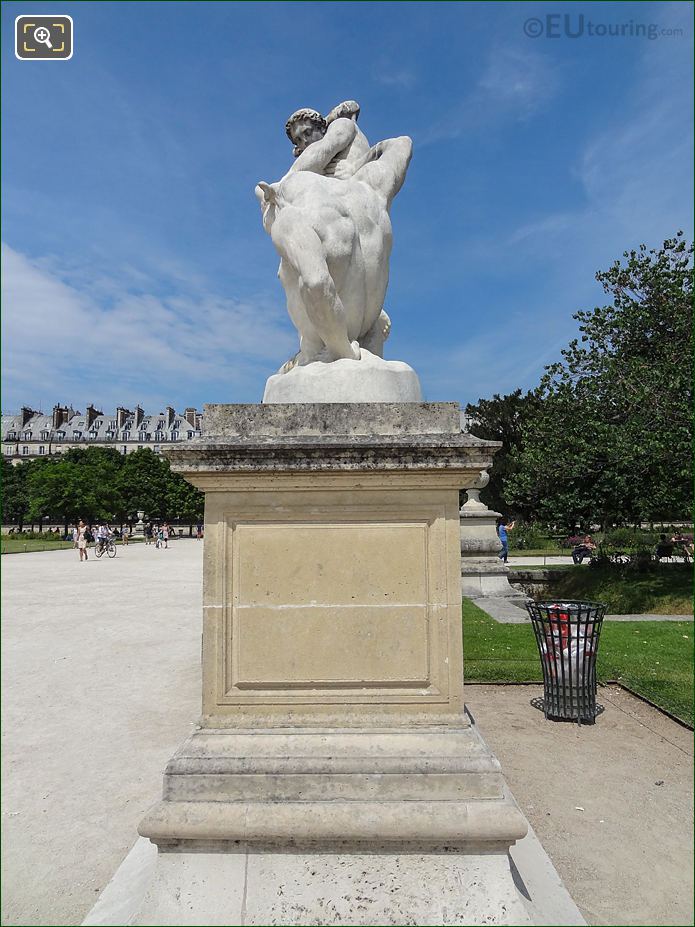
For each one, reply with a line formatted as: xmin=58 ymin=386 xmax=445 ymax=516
xmin=135 ymin=403 xmax=530 ymax=925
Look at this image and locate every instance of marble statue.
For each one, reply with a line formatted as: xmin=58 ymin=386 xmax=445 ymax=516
xmin=256 ymin=101 xmax=412 ymax=375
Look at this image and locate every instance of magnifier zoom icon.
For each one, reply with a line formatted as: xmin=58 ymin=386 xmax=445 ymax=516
xmin=34 ymin=26 xmax=53 ymax=48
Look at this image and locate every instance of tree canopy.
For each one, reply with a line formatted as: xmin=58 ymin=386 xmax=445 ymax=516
xmin=503 ymin=233 xmax=692 ymax=528
xmin=3 ymin=447 xmax=203 ymax=529
xmin=464 ymin=389 xmax=541 ymax=517
xmin=465 ymin=234 xmax=693 ymax=527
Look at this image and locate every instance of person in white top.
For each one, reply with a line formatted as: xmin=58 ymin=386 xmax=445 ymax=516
xmin=96 ymin=522 xmax=111 ymax=554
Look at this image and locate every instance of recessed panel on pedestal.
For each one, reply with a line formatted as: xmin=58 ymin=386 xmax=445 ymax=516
xmin=205 ymin=495 xmax=456 ymax=712
xmin=232 ymin=521 xmax=429 ymax=689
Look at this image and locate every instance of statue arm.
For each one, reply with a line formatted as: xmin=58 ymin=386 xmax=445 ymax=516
xmin=286 ymin=118 xmax=357 ymax=176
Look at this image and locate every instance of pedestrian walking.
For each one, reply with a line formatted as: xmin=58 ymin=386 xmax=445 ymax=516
xmin=497 ymin=518 xmax=516 ymax=564
xmin=162 ymin=522 xmax=170 ymax=549
xmin=76 ymin=519 xmax=89 ymax=562
xmin=122 ymin=525 xmax=130 ymax=546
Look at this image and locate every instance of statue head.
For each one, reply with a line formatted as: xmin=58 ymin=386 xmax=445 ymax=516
xmin=285 ymin=108 xmax=327 ymax=157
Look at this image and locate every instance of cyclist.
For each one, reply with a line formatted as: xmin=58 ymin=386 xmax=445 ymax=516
xmin=96 ymin=522 xmax=111 ymax=555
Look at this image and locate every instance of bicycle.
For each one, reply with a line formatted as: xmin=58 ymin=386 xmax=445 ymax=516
xmin=94 ymin=538 xmax=117 ymax=559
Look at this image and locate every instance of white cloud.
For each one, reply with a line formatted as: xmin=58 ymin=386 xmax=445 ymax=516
xmin=418 ymin=45 xmax=562 ymax=146
xmin=505 ymin=7 xmax=693 ymax=267
xmin=1 ymin=243 xmax=296 ymax=412
xmin=374 ymin=67 xmax=418 ymax=90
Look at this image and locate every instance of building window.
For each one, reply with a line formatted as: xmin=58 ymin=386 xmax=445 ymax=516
xmin=171 ymin=430 xmax=179 ymax=440
xmin=41 ymin=431 xmax=50 ymax=440
xmin=56 ymin=431 xmax=65 ymax=440
xmin=122 ymin=446 xmax=128 ymax=455
xmin=187 ymin=431 xmax=194 ymax=439
xmin=24 ymin=432 xmax=32 ymax=440
xmin=89 ymin=433 xmax=97 ymax=440
xmin=7 ymin=431 xmax=16 ymax=440
xmin=22 ymin=446 xmax=29 ymax=455
xmin=38 ymin=446 xmax=45 ymax=455
xmin=153 ymin=445 xmax=160 ymax=454
xmin=105 ymin=431 xmax=114 ymax=439
xmin=122 ymin=432 xmax=130 ymax=441
xmin=73 ymin=431 xmax=82 ymax=439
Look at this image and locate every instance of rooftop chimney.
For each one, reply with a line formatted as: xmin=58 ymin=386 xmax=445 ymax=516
xmin=184 ymin=407 xmax=197 ymax=428
xmin=86 ymin=404 xmax=103 ymax=428
xmin=166 ymin=406 xmax=176 ymax=427
xmin=116 ymin=407 xmax=132 ymax=429
xmin=52 ymin=404 xmax=70 ymax=430
xmin=21 ymin=407 xmax=38 ymax=427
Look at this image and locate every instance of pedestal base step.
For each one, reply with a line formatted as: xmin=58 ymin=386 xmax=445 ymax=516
xmin=89 ymin=843 xmax=533 ymax=926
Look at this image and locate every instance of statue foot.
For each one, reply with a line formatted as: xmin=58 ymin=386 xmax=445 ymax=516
xmin=277 ymin=352 xmax=301 ymax=374
xmin=314 ymin=341 xmax=361 ymax=363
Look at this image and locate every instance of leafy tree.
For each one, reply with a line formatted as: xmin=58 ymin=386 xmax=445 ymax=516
xmin=63 ymin=446 xmax=124 ymax=520
xmin=465 ymin=389 xmax=541 ymax=516
xmin=26 ymin=459 xmax=103 ymax=531
xmin=115 ymin=448 xmax=172 ymax=520
xmin=506 ymin=234 xmax=693 ymax=529
xmin=167 ymin=471 xmax=204 ymax=526
xmin=2 ymin=459 xmax=30 ymax=529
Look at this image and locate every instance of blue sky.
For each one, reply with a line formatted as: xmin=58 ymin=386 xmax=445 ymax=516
xmin=2 ymin=0 xmax=693 ymax=415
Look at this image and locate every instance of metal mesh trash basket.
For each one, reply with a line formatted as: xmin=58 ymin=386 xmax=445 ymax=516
xmin=526 ymin=600 xmax=607 ymax=724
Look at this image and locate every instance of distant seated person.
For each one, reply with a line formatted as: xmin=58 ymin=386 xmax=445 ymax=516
xmin=667 ymin=532 xmax=693 ymax=560
xmin=572 ymin=535 xmax=597 ymax=564
xmin=655 ymin=533 xmax=674 ymax=560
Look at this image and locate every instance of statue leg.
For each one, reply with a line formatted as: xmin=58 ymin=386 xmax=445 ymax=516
xmin=359 ymin=309 xmax=391 ymax=357
xmin=278 ymin=259 xmax=325 ymax=369
xmin=271 ymin=212 xmax=360 ymax=362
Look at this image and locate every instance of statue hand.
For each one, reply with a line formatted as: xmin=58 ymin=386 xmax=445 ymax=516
xmin=331 ymin=159 xmax=354 ymax=181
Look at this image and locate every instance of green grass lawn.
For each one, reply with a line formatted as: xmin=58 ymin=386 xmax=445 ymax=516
xmin=463 ymin=599 xmax=694 ymax=726
xmin=540 ymin=564 xmax=693 ymax=614
xmin=1 ymin=537 xmax=145 ymax=554
xmin=1 ymin=538 xmax=75 ymax=554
